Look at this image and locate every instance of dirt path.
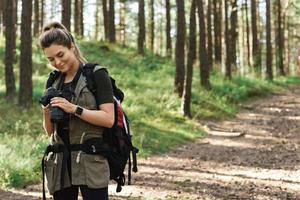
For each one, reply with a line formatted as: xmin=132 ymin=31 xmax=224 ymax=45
xmin=1 ymin=86 xmax=300 ymax=200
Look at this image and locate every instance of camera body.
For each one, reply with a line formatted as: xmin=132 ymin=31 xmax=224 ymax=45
xmin=39 ymin=87 xmax=68 ymax=123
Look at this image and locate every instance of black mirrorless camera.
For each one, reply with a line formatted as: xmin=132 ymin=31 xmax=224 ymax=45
xmin=39 ymin=87 xmax=68 ymax=123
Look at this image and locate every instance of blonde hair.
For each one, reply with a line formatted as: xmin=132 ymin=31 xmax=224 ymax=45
xmin=39 ymin=21 xmax=86 ymax=63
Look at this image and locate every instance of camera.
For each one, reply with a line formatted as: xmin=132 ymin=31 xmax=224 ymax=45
xmin=39 ymin=87 xmax=68 ymax=123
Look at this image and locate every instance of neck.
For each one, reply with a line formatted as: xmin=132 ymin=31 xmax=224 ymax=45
xmin=64 ymin=59 xmax=80 ymax=82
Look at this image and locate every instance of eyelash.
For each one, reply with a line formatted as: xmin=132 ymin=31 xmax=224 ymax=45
xmin=49 ymin=53 xmax=64 ymax=62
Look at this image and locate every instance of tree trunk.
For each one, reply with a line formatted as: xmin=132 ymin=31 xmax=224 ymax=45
xmin=19 ymin=0 xmax=32 ymax=107
xmin=277 ymin=0 xmax=285 ymax=76
xmin=230 ymin=0 xmax=238 ymax=71
xmin=138 ymin=0 xmax=145 ymax=54
xmin=174 ymin=0 xmax=185 ymax=96
xmin=148 ymin=0 xmax=154 ymax=51
xmin=225 ymin=0 xmax=231 ymax=79
xmin=108 ymin=0 xmax=116 ymax=42
xmin=33 ymin=0 xmax=39 ymax=36
xmin=0 ymin=0 xmax=3 ymax=34
xmin=102 ymin=0 xmax=109 ymax=40
xmin=166 ymin=0 xmax=172 ymax=57
xmin=94 ymin=0 xmax=100 ymax=40
xmin=213 ymin=0 xmax=222 ymax=67
xmin=266 ymin=0 xmax=273 ymax=80
xmin=251 ymin=0 xmax=261 ymax=73
xmin=40 ymin=0 xmax=44 ymax=30
xmin=207 ymin=0 xmax=213 ymax=71
xmin=80 ymin=0 xmax=84 ymax=36
xmin=61 ymin=0 xmax=71 ymax=31
xmin=74 ymin=0 xmax=80 ymax=34
xmin=198 ymin=0 xmax=210 ymax=88
xmin=245 ymin=0 xmax=251 ymax=67
xmin=3 ymin=0 xmax=16 ymax=100
xmin=119 ymin=0 xmax=126 ymax=45
xmin=182 ymin=0 xmax=196 ymax=117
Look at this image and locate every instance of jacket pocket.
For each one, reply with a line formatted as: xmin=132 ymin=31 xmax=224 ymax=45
xmin=44 ymin=152 xmax=65 ymax=194
xmin=83 ymin=154 xmax=110 ymax=188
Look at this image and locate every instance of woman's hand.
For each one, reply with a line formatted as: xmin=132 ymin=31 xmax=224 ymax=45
xmin=50 ymin=97 xmax=76 ymax=114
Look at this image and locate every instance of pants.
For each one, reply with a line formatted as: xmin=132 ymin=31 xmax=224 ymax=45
xmin=53 ymin=185 xmax=108 ymax=200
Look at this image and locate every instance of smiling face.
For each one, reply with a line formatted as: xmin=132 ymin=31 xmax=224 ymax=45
xmin=43 ymin=44 xmax=79 ymax=74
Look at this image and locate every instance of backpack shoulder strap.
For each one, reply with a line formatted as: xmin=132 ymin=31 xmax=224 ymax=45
xmin=46 ymin=70 xmax=61 ymax=89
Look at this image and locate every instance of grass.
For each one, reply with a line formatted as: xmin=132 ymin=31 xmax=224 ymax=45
xmin=0 ymin=38 xmax=300 ymax=188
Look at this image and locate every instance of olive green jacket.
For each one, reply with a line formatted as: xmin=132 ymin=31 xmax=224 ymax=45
xmin=44 ymin=71 xmax=110 ymax=195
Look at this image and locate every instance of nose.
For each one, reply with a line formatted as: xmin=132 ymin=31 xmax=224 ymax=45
xmin=54 ymin=58 xmax=62 ymax=67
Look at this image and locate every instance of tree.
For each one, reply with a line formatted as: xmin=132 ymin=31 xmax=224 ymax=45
xmin=224 ymin=0 xmax=231 ymax=79
xmin=119 ymin=0 xmax=126 ymax=45
xmin=33 ymin=0 xmax=39 ymax=36
xmin=174 ymin=0 xmax=185 ymax=96
xmin=198 ymin=0 xmax=210 ymax=88
xmin=182 ymin=0 xmax=196 ymax=117
xmin=74 ymin=0 xmax=80 ymax=34
xmin=230 ymin=0 xmax=238 ymax=71
xmin=40 ymin=0 xmax=44 ymax=30
xmin=108 ymin=0 xmax=116 ymax=42
xmin=61 ymin=0 xmax=71 ymax=31
xmin=3 ymin=0 xmax=16 ymax=100
xmin=102 ymin=0 xmax=109 ymax=40
xmin=244 ymin=0 xmax=251 ymax=67
xmin=148 ymin=0 xmax=154 ymax=51
xmin=213 ymin=0 xmax=222 ymax=67
xmin=138 ymin=0 xmax=145 ymax=54
xmin=0 ymin=0 xmax=4 ymax=34
xmin=277 ymin=0 xmax=285 ymax=75
xmin=266 ymin=0 xmax=273 ymax=80
xmin=80 ymin=0 xmax=84 ymax=36
xmin=19 ymin=0 xmax=33 ymax=107
xmin=94 ymin=0 xmax=100 ymax=40
xmin=166 ymin=0 xmax=172 ymax=57
xmin=251 ymin=0 xmax=261 ymax=73
xmin=207 ymin=0 xmax=213 ymax=70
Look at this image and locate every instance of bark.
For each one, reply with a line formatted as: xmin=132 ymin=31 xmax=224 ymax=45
xmin=251 ymin=0 xmax=261 ymax=72
xmin=74 ymin=0 xmax=80 ymax=34
xmin=277 ymin=0 xmax=285 ymax=75
xmin=182 ymin=0 xmax=196 ymax=117
xmin=245 ymin=0 xmax=251 ymax=67
xmin=108 ymin=0 xmax=116 ymax=42
xmin=174 ymin=0 xmax=185 ymax=96
xmin=148 ymin=0 xmax=154 ymax=51
xmin=225 ymin=0 xmax=231 ymax=79
xmin=40 ymin=0 xmax=44 ymax=30
xmin=61 ymin=0 xmax=71 ymax=31
xmin=166 ymin=0 xmax=172 ymax=57
xmin=94 ymin=0 xmax=100 ymax=40
xmin=213 ymin=0 xmax=222 ymax=66
xmin=80 ymin=0 xmax=84 ymax=36
xmin=197 ymin=0 xmax=210 ymax=88
xmin=230 ymin=0 xmax=238 ymax=71
xmin=3 ymin=0 xmax=16 ymax=100
xmin=119 ymin=0 xmax=126 ymax=45
xmin=138 ymin=0 xmax=145 ymax=54
xmin=102 ymin=0 xmax=109 ymax=40
xmin=33 ymin=0 xmax=39 ymax=36
xmin=207 ymin=0 xmax=213 ymax=71
xmin=19 ymin=0 xmax=33 ymax=107
xmin=266 ymin=0 xmax=273 ymax=80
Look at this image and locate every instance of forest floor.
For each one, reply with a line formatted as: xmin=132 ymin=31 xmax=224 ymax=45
xmin=1 ymin=86 xmax=300 ymax=200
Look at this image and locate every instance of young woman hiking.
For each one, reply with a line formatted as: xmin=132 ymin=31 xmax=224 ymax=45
xmin=39 ymin=21 xmax=114 ymax=200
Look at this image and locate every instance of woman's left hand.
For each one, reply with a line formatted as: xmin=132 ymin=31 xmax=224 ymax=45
xmin=50 ymin=97 xmax=76 ymax=114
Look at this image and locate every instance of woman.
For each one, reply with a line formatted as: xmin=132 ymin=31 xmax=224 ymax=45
xmin=40 ymin=21 xmax=114 ymax=200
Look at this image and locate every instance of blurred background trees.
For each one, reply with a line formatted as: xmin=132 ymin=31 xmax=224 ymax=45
xmin=1 ymin=0 xmax=300 ymax=113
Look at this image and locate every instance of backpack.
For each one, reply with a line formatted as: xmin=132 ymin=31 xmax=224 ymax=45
xmin=44 ymin=63 xmax=139 ymax=192
xmin=82 ymin=63 xmax=139 ymax=192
